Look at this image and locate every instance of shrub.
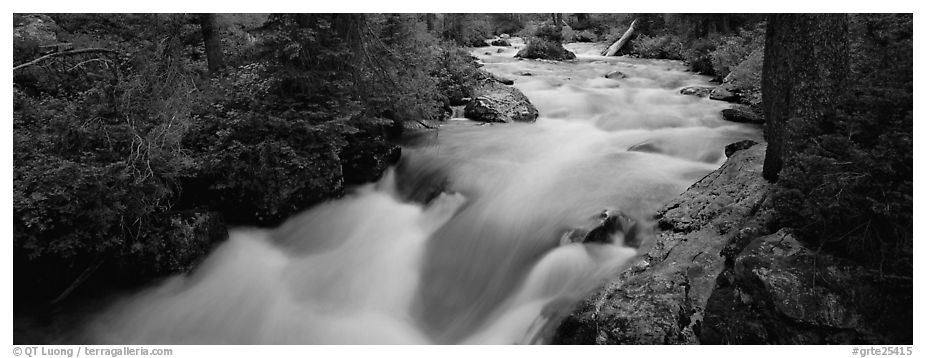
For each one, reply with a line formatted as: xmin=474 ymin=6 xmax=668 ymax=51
xmin=516 ymin=36 xmax=576 ymax=61
xmin=533 ymin=23 xmax=564 ymax=43
xmin=431 ymin=46 xmax=481 ymax=106
xmin=710 ymin=26 xmax=765 ymax=79
xmin=681 ymin=35 xmax=719 ymax=75
xmin=629 ymin=34 xmax=685 ymax=60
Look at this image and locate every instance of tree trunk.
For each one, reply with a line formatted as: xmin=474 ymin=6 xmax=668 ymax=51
xmin=762 ymin=14 xmax=850 ymax=181
xmin=603 ymin=18 xmax=638 ymax=56
xmin=198 ymin=14 xmax=224 ymax=75
xmin=426 ymin=13 xmax=436 ymax=33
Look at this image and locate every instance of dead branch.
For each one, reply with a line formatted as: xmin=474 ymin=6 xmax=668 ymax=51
xmin=13 ymin=48 xmax=120 ymax=72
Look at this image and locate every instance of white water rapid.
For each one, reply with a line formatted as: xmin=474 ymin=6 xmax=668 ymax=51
xmin=85 ymin=39 xmax=762 ymax=344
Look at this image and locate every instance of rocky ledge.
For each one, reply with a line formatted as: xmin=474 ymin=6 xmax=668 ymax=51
xmin=551 ymin=143 xmax=912 ymax=344
xmin=553 ymin=143 xmax=773 ymax=344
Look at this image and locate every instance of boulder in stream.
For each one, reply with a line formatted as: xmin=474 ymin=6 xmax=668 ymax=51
xmin=491 ymin=39 xmax=511 ymax=47
xmin=604 ymin=71 xmax=628 ymax=79
xmin=710 ymin=86 xmax=739 ymax=102
xmin=721 ymin=105 xmax=763 ymax=124
xmin=680 ymin=86 xmax=714 ymax=98
xmin=463 ymin=73 xmax=539 ymax=123
xmin=560 ymin=209 xmax=645 ymax=248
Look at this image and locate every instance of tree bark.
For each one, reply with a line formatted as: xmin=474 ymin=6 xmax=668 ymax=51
xmin=426 ymin=13 xmax=436 ymax=33
xmin=761 ymin=14 xmax=850 ymax=181
xmin=198 ymin=14 xmax=224 ymax=75
xmin=603 ymin=18 xmax=638 ymax=56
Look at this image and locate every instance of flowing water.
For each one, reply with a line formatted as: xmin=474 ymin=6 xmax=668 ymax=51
xmin=85 ymin=39 xmax=761 ymax=344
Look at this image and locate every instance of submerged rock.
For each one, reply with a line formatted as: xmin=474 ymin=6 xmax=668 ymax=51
xmin=604 ymin=71 xmax=628 ymax=79
xmin=553 ymin=144 xmax=774 ymax=344
xmin=680 ymin=86 xmax=714 ymax=98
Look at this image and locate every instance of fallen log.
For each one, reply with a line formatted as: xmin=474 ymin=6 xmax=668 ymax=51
xmin=602 ymin=18 xmax=638 ymax=56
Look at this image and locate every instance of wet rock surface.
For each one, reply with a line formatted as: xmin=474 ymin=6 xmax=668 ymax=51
xmin=464 ymin=81 xmax=539 ymax=123
xmin=721 ymin=105 xmax=763 ymax=124
xmin=560 ymin=209 xmax=644 ymax=248
xmin=680 ymin=86 xmax=714 ymax=98
xmin=724 ymin=140 xmax=759 ymax=158
xmin=552 ymin=144 xmax=774 ymax=344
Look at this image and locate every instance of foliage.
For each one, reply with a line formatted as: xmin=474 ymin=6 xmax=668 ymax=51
xmin=628 ymin=34 xmax=684 ymax=60
xmin=14 ymin=13 xmax=486 ymax=299
xmin=13 ymin=15 xmax=221 ymax=284
xmin=710 ymin=26 xmax=765 ymax=79
xmin=680 ymin=35 xmax=719 ymax=75
xmin=517 ymin=37 xmax=576 ymax=61
xmin=771 ymin=14 xmax=912 ymax=272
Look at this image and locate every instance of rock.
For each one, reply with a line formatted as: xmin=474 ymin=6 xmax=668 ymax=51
xmin=14 ymin=14 xmax=58 ymax=46
xmin=604 ymin=71 xmax=628 ymax=79
xmin=701 ymin=229 xmax=913 ymax=344
xmin=680 ymin=86 xmax=714 ymax=98
xmin=710 ymin=86 xmax=739 ymax=102
xmin=721 ymin=105 xmax=763 ymax=124
xmin=497 ymin=48 xmax=504 ymax=53
xmin=516 ymin=71 xmax=533 ymax=76
xmin=484 ymin=51 xmax=493 ymax=55
xmin=553 ymin=144 xmax=775 ymax=344
xmin=491 ymin=39 xmax=511 ymax=47
xmin=560 ymin=209 xmax=645 ymax=247
xmin=724 ymin=140 xmax=759 ymax=158
xmin=340 ymin=137 xmax=402 ymax=185
xmin=463 ymin=81 xmax=539 ymax=123
xmin=500 ymin=33 xmax=510 ymax=39
xmin=475 ymin=69 xmax=514 ymax=85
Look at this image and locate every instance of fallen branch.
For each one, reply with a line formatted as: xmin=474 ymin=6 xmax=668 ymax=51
xmin=602 ymin=18 xmax=638 ymax=57
xmin=13 ymin=48 xmax=120 ymax=72
xmin=50 ymin=258 xmax=104 ymax=305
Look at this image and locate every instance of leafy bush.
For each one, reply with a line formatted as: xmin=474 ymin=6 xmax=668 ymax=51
xmin=533 ymin=23 xmax=564 ymax=43
xmin=516 ymin=37 xmax=576 ymax=61
xmin=710 ymin=26 xmax=765 ymax=79
xmin=432 ymin=46 xmax=481 ymax=106
xmin=681 ymin=35 xmax=719 ymax=75
xmin=628 ymin=34 xmax=685 ymax=60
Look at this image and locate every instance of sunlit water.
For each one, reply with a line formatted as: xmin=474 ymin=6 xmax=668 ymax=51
xmin=85 ymin=39 xmax=761 ymax=344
